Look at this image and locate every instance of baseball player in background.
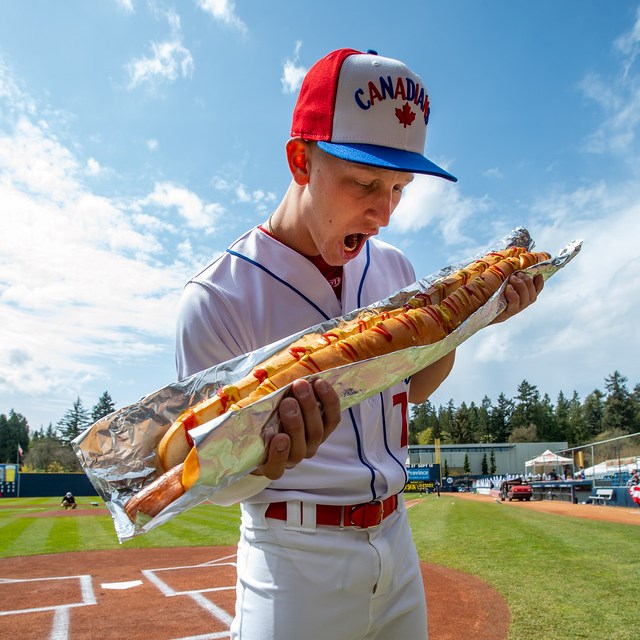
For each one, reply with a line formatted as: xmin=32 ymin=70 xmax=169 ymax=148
xmin=176 ymin=48 xmax=543 ymax=640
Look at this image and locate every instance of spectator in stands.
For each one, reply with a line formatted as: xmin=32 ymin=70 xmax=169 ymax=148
xmin=61 ymin=492 xmax=77 ymax=509
xmin=626 ymin=469 xmax=639 ymax=486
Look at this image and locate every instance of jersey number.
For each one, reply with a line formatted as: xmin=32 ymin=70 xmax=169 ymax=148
xmin=392 ymin=391 xmax=409 ymax=447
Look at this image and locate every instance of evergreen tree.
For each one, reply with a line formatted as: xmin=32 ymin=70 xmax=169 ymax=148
xmin=582 ymin=389 xmax=604 ymax=440
xmin=91 ymin=391 xmax=116 ymax=422
xmin=476 ymin=396 xmax=493 ymax=443
xmin=603 ymin=371 xmax=635 ymax=433
xmin=490 ymin=393 xmax=514 ymax=442
xmin=511 ymin=380 xmax=541 ymax=435
xmin=633 ymin=383 xmax=640 ymax=431
xmin=537 ymin=393 xmax=558 ymax=441
xmin=45 ymin=422 xmax=58 ymax=439
xmin=409 ymin=400 xmax=439 ymax=444
xmin=57 ymin=397 xmax=90 ymax=443
xmin=555 ymin=391 xmax=571 ymax=442
xmin=0 ymin=410 xmax=30 ymax=463
xmin=566 ymin=391 xmax=584 ymax=446
xmin=449 ymin=402 xmax=474 ymax=443
xmin=463 ymin=453 xmax=471 ymax=474
xmin=438 ymin=400 xmax=455 ymax=443
xmin=489 ymin=449 xmax=497 ymax=474
xmin=481 ymin=452 xmax=489 ymax=475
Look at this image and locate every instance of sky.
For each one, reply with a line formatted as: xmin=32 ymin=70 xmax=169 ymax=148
xmin=1 ymin=0 xmax=639 ymax=432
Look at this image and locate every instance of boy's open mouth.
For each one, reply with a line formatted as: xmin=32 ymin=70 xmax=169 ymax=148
xmin=344 ymin=233 xmax=365 ymax=253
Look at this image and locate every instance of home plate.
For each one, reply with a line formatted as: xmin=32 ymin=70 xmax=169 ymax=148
xmin=100 ymin=580 xmax=143 ymax=590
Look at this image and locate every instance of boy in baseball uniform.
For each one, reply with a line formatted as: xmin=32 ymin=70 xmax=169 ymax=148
xmin=176 ymin=48 xmax=543 ymax=640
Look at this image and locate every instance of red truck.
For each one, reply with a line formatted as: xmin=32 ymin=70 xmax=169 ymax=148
xmin=499 ymin=478 xmax=533 ymax=501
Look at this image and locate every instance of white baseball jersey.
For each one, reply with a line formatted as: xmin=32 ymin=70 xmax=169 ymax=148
xmin=176 ymin=225 xmax=417 ymax=506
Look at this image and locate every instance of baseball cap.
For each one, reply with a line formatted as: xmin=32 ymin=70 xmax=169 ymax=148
xmin=291 ymin=48 xmax=457 ymax=182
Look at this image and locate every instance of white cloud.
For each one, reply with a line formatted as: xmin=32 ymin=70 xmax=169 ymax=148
xmin=614 ymin=5 xmax=640 ymax=78
xmin=147 ymin=138 xmax=159 ymax=151
xmin=213 ymin=175 xmax=276 ymax=211
xmin=391 ymin=170 xmax=489 ymax=245
xmin=86 ymin=157 xmax=101 ymax=175
xmin=282 ymin=41 xmax=306 ymax=94
xmin=126 ymin=11 xmax=193 ymax=92
xmin=0 ymin=117 xmax=79 ymax=201
xmin=0 ymin=57 xmax=36 ymax=117
xmin=234 ymin=183 xmax=276 ymax=207
xmin=127 ymin=39 xmax=194 ymax=90
xmin=0 ymin=72 xmax=196 ymax=399
xmin=136 ymin=181 xmax=224 ymax=230
xmin=114 ymin=0 xmax=134 ymax=13
xmin=196 ymin=0 xmax=247 ymax=34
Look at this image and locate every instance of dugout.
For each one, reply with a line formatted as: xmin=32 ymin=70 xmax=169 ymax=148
xmin=529 ymin=479 xmax=592 ymax=503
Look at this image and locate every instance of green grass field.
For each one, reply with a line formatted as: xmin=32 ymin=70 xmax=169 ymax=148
xmin=1 ymin=495 xmax=638 ymax=640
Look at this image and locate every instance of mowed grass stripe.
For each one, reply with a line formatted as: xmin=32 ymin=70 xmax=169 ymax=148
xmin=408 ymin=495 xmax=639 ymax=640
xmin=0 ymin=515 xmax=58 ymax=557
xmin=122 ymin=504 xmax=242 ymax=550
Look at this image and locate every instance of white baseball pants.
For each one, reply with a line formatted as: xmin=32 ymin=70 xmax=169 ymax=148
xmin=230 ymin=501 xmax=428 ymax=640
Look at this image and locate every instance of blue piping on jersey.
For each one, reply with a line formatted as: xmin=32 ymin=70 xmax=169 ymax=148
xmin=356 ymin=241 xmax=371 ymax=309
xmin=348 ymin=407 xmax=377 ymax=501
xmin=226 ymin=248 xmax=331 ymax=320
xmin=379 ymin=393 xmax=409 ymax=488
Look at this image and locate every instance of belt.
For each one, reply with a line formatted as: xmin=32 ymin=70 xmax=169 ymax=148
xmin=264 ymin=494 xmax=399 ymax=529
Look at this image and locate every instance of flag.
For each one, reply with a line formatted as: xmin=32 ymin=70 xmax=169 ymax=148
xmin=17 ymin=444 xmax=23 ymax=457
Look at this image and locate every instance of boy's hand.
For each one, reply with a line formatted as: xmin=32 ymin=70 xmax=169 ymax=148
xmin=254 ymin=378 xmax=341 ymax=480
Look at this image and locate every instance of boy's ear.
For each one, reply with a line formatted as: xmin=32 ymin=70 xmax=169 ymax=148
xmin=286 ymin=138 xmax=311 ymax=185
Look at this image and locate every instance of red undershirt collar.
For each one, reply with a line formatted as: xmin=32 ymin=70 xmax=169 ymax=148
xmin=258 ymin=225 xmax=343 ymax=299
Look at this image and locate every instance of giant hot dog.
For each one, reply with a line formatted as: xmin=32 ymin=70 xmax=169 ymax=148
xmin=158 ymin=247 xmax=528 ymax=472
xmin=124 ymin=248 xmax=550 ymax=521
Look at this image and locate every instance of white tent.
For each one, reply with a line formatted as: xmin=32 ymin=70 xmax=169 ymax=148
xmin=525 ymin=449 xmax=573 ymax=473
xmin=581 ymin=461 xmax=608 ymax=478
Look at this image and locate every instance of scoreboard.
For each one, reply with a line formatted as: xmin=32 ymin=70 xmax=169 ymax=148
xmin=0 ymin=464 xmax=19 ymax=497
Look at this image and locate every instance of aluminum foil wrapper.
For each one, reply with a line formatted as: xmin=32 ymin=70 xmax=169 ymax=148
xmin=73 ymin=228 xmax=582 ymax=542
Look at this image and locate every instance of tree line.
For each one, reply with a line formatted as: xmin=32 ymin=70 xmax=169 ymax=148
xmin=0 ymin=392 xmax=115 ymax=471
xmin=409 ymin=370 xmax=639 ymax=448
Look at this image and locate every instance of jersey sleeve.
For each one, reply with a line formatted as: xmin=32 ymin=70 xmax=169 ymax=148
xmin=175 ymin=281 xmax=243 ymax=379
xmin=174 ymin=280 xmax=273 ymax=503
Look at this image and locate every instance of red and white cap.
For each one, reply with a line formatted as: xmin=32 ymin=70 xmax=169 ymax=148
xmin=291 ymin=48 xmax=457 ymax=182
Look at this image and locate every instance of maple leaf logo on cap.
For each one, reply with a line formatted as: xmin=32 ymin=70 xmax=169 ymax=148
xmin=395 ymin=102 xmax=416 ymax=128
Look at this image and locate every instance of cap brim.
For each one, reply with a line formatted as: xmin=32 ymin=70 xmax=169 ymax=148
xmin=318 ymin=141 xmax=457 ymax=182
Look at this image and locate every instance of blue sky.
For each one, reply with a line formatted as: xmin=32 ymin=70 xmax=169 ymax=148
xmin=1 ymin=1 xmax=639 ymax=431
